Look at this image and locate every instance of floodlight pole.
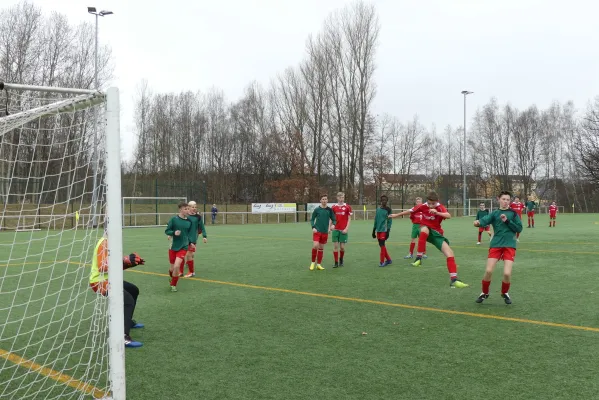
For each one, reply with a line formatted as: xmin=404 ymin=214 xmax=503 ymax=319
xmin=461 ymin=90 xmax=473 ymax=217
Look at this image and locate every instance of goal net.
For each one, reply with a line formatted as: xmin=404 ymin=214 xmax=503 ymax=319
xmin=122 ymin=196 xmax=187 ymax=228
xmin=467 ymin=198 xmax=494 ymax=217
xmin=0 ymin=83 xmax=124 ymax=399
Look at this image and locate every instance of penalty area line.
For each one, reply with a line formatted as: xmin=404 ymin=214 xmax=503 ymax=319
xmin=0 ymin=348 xmax=108 ymax=398
xmin=128 ymin=269 xmax=599 ymax=334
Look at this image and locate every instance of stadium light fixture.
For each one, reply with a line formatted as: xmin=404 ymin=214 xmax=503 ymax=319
xmin=461 ymin=90 xmax=473 ymax=216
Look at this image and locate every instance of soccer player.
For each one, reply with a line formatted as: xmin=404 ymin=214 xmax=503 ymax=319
xmin=165 ymin=202 xmax=192 ymax=291
xmin=331 ymin=192 xmax=352 ymax=268
xmin=525 ymin=195 xmax=536 ymax=228
xmin=372 ymin=195 xmax=393 ymax=267
xmin=404 ymin=197 xmax=427 ymax=259
xmin=390 ymin=191 xmax=469 ymax=288
xmin=309 ymin=194 xmax=336 ymax=271
xmin=89 ymin=235 xmax=146 ymax=348
xmin=180 ymin=201 xmax=208 ymax=277
xmin=549 ymin=201 xmax=558 ymax=227
xmin=476 ymin=202 xmax=492 ymax=245
xmin=510 ymin=196 xmax=525 ymax=241
xmin=474 ymin=191 xmax=523 ymax=304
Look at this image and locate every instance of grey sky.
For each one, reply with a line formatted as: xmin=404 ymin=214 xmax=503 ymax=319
xmin=12 ymin=0 xmax=599 ymax=160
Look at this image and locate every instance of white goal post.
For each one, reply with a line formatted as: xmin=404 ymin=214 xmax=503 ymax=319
xmin=467 ymin=198 xmax=494 ymax=217
xmin=0 ymin=83 xmax=125 ymax=399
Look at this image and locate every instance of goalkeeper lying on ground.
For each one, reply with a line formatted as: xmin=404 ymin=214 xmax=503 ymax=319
xmin=89 ymin=237 xmax=146 ymax=348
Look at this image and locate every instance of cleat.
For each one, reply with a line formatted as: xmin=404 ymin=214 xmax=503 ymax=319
xmin=404 ymin=254 xmax=413 ymax=259
xmin=450 ymin=279 xmax=469 ymax=289
xmin=379 ymin=262 xmax=386 ymax=267
xmin=333 ymin=262 xmax=339 ymax=268
xmin=339 ymin=260 xmax=344 ymax=267
xmin=170 ymin=286 xmax=177 ymax=292
xmin=384 ymin=259 xmax=393 ymax=266
xmin=309 ymin=262 xmax=315 ymax=271
xmin=132 ymin=322 xmax=144 ymax=329
xmin=124 ymin=335 xmax=143 ymax=348
xmin=502 ymin=293 xmax=512 ymax=304
xmin=477 ymin=242 xmax=481 ymax=245
xmin=184 ymin=273 xmax=195 ymax=278
xmin=316 ymin=264 xmax=325 ymax=270
xmin=412 ymin=257 xmax=422 ymax=267
xmin=475 ymin=293 xmax=489 ymax=303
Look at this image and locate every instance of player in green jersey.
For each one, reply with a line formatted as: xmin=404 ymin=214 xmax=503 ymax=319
xmin=372 ymin=195 xmax=393 ymax=267
xmin=309 ymin=194 xmax=336 ymax=271
xmin=165 ymin=202 xmax=191 ymax=292
xmin=525 ymin=196 xmax=536 ymax=228
xmin=474 ymin=191 xmax=523 ymax=304
xmin=475 ymin=202 xmax=492 ymax=245
xmin=181 ymin=201 xmax=208 ymax=278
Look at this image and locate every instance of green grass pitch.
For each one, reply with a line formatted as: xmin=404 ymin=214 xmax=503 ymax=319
xmin=3 ymin=214 xmax=599 ymax=399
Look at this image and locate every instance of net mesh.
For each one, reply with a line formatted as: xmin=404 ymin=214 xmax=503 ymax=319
xmin=0 ymin=86 xmax=110 ymax=399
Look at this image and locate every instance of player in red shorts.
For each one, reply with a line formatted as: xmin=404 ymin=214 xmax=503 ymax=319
xmin=475 ymin=202 xmax=492 ymax=245
xmin=549 ymin=201 xmax=558 ymax=227
xmin=309 ymin=194 xmax=336 ymax=271
xmin=510 ymin=196 xmax=525 ymax=241
xmin=404 ymin=197 xmax=427 ymax=259
xmin=474 ymin=191 xmax=523 ymax=304
xmin=391 ymin=192 xmax=469 ymax=288
xmin=331 ymin=192 xmax=353 ymax=268
xmin=372 ymin=195 xmax=393 ymax=267
xmin=165 ymin=202 xmax=191 ymax=291
xmin=525 ymin=195 xmax=537 ymax=228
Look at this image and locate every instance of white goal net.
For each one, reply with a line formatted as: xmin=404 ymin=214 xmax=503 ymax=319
xmin=467 ymin=198 xmax=494 ymax=217
xmin=0 ymin=83 xmax=124 ymax=399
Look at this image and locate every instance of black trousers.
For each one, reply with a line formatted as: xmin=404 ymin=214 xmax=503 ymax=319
xmin=123 ymin=281 xmax=139 ymax=336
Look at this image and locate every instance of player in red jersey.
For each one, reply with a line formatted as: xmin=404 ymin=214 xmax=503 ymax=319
xmin=404 ymin=197 xmax=427 ymax=259
xmin=549 ymin=201 xmax=558 ymax=227
xmin=510 ymin=196 xmax=525 ymax=241
xmin=391 ymin=191 xmax=469 ymax=288
xmin=331 ymin=192 xmax=353 ymax=268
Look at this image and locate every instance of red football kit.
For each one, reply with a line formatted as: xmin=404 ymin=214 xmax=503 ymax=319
xmin=510 ymin=202 xmax=524 ymax=217
xmin=331 ymin=203 xmax=353 ymax=231
xmin=411 ymin=203 xmax=447 ymax=235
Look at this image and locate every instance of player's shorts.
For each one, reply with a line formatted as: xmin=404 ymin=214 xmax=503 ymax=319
xmin=426 ymin=229 xmax=449 ymax=251
xmin=411 ymin=223 xmax=421 ymax=239
xmin=549 ymin=213 xmax=557 ymax=219
xmin=527 ymin=211 xmax=535 ymax=217
xmin=478 ymin=226 xmax=490 ymax=233
xmin=187 ymin=242 xmax=196 ymax=253
xmin=376 ymin=232 xmax=387 ymax=241
xmin=332 ymin=230 xmax=348 ymax=243
xmin=312 ymin=232 xmax=329 ymax=244
xmin=488 ymin=247 xmax=516 ymax=261
xmin=168 ymin=249 xmax=187 ymax=264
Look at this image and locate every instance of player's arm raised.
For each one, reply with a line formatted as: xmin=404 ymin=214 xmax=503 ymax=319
xmin=389 ymin=209 xmax=410 ymax=218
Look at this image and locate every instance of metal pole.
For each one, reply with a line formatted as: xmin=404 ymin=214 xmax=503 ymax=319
xmin=90 ymin=14 xmax=99 ymax=227
xmin=463 ymin=94 xmax=467 ymax=217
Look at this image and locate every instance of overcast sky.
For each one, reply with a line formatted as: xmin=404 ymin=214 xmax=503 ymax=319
xmin=11 ymin=0 xmax=599 ymax=160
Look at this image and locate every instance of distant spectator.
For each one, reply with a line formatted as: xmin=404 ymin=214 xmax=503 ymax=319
xmin=211 ymin=204 xmax=218 ymax=224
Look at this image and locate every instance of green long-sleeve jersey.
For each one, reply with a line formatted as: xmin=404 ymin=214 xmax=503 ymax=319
xmin=187 ymin=213 xmax=207 ymax=243
xmin=478 ymin=208 xmax=523 ymax=249
xmin=373 ymin=206 xmax=393 ymax=233
xmin=525 ymin=200 xmax=536 ymax=212
xmin=476 ymin=209 xmax=489 ymax=220
xmin=311 ymin=206 xmax=336 ymax=233
xmin=165 ymin=215 xmax=192 ymax=251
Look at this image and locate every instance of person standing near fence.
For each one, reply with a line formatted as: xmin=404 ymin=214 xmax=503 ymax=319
xmin=211 ymin=204 xmax=218 ymax=224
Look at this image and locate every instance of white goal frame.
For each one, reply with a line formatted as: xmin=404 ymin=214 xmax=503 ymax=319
xmin=0 ymin=83 xmax=125 ymax=399
xmin=467 ymin=198 xmax=494 ymax=216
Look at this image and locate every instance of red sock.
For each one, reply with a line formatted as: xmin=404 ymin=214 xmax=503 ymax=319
xmin=380 ymin=247 xmax=385 ymax=263
xmin=446 ymin=257 xmax=458 ymax=280
xmin=516 ymin=232 xmax=520 ymax=238
xmin=317 ymin=249 xmax=324 ymax=264
xmin=171 ymin=276 xmax=179 ymax=287
xmin=409 ymin=242 xmax=415 ymax=254
xmin=187 ymin=260 xmax=194 ymax=274
xmin=477 ymin=232 xmax=482 ymax=242
xmin=179 ymin=263 xmax=184 ymax=275
xmin=384 ymin=247 xmax=391 ymax=261
xmin=482 ymin=280 xmax=491 ymax=294
xmin=417 ymin=231 xmax=428 ymax=254
xmin=501 ymin=281 xmax=510 ymax=294
xmin=340 ymin=250 xmax=345 ymax=260
xmin=334 ymin=251 xmax=339 ymax=262
xmin=311 ymin=248 xmax=317 ymax=262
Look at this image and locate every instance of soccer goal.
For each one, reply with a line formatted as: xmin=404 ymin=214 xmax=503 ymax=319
xmin=122 ymin=196 xmax=187 ymax=228
xmin=467 ymin=198 xmax=494 ymax=217
xmin=0 ymin=83 xmax=125 ymax=399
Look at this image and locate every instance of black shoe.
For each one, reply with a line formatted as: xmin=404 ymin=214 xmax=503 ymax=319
xmin=339 ymin=259 xmax=344 ymax=267
xmin=333 ymin=262 xmax=339 ymax=268
xmin=475 ymin=293 xmax=489 ymax=303
xmin=502 ymin=293 xmax=512 ymax=304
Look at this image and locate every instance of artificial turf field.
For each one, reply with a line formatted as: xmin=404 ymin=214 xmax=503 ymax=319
xmin=2 ymin=213 xmax=599 ymax=399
